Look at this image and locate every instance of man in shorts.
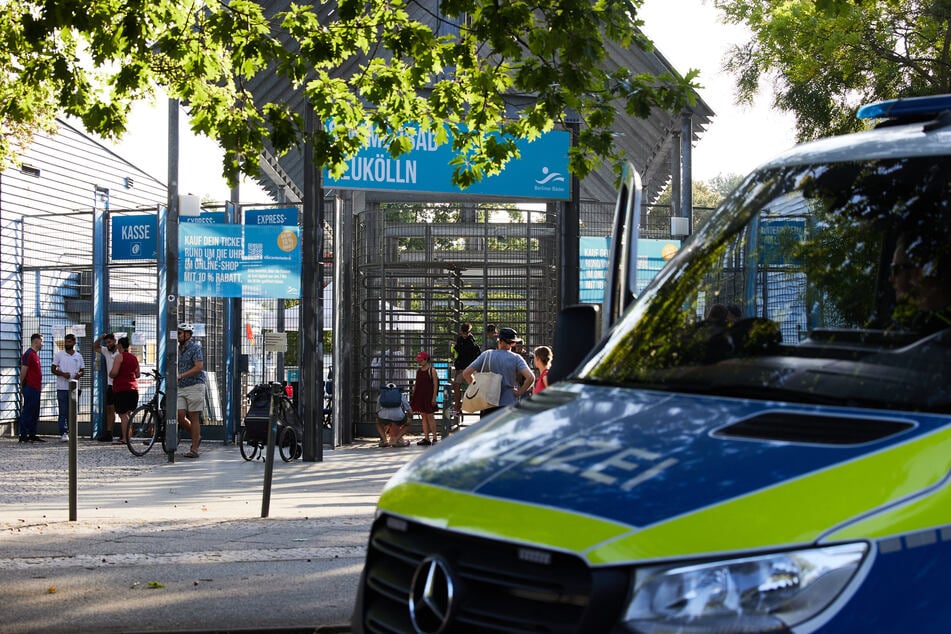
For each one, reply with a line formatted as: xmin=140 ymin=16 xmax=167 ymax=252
xmin=176 ymin=323 xmax=205 ymax=458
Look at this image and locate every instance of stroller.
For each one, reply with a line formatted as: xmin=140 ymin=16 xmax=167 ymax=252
xmin=239 ymin=383 xmax=303 ymax=462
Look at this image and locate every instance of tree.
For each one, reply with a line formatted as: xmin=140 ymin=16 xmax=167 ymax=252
xmin=650 ymin=177 xmax=728 ymax=231
xmin=0 ymin=0 xmax=698 ymax=187
xmin=714 ymin=0 xmax=951 ymax=140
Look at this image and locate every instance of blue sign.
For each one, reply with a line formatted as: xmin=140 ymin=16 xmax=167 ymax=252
xmin=579 ymin=237 xmax=681 ymax=303
xmin=112 ymin=214 xmax=157 ymax=260
xmin=579 ymin=237 xmax=610 ymax=304
xmin=323 ymin=125 xmax=570 ymax=200
xmin=245 ymin=207 xmax=299 ymax=225
xmin=179 ymin=224 xmax=302 ymax=299
xmin=181 ymin=211 xmax=226 ymax=224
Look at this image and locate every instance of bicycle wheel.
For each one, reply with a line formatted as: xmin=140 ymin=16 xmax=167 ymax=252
xmin=239 ymin=429 xmax=259 ymax=461
xmin=127 ymin=406 xmax=158 ymax=456
xmin=278 ymin=426 xmax=298 ymax=462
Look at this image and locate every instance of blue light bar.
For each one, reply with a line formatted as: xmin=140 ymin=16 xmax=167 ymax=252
xmin=857 ymin=94 xmax=951 ymax=119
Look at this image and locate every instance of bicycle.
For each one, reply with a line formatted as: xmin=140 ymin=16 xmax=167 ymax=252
xmin=127 ymin=369 xmax=170 ymax=457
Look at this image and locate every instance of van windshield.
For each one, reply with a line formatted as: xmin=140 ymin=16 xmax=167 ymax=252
xmin=580 ymin=156 xmax=951 ymax=413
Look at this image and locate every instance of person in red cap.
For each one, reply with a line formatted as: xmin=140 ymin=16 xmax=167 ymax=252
xmin=410 ymin=350 xmax=439 ymax=445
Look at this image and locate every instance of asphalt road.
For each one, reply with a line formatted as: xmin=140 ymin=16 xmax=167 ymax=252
xmin=0 ymin=435 xmax=419 ymax=633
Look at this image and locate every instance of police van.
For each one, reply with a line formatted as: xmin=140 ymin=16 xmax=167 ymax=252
xmin=352 ymin=94 xmax=951 ymax=633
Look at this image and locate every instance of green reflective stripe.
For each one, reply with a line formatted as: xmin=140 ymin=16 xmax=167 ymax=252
xmin=588 ymin=428 xmax=951 ymax=564
xmin=825 ymin=478 xmax=951 ymax=541
xmin=378 ymin=482 xmax=630 ymax=552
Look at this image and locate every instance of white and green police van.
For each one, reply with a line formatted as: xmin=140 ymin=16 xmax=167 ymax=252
xmin=352 ymin=94 xmax=951 ymax=633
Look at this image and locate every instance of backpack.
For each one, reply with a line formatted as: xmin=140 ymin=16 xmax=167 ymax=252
xmin=454 ymin=335 xmax=481 ymax=369
xmin=379 ymin=385 xmax=403 ymax=408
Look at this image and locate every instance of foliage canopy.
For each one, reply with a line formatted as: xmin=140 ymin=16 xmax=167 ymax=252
xmin=0 ymin=0 xmax=699 ymax=187
xmin=715 ymin=0 xmax=951 ymax=140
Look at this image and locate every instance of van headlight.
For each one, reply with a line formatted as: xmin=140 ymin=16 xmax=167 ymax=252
xmin=621 ymin=543 xmax=868 ymax=633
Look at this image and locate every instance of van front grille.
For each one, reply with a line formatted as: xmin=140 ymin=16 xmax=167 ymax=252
xmin=358 ymin=514 xmax=628 ymax=633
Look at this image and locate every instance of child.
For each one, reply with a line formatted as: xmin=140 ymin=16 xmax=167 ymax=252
xmin=410 ymin=350 xmax=439 ymax=445
xmin=532 ymin=345 xmax=552 ymax=394
xmin=376 ymin=383 xmax=411 ymax=447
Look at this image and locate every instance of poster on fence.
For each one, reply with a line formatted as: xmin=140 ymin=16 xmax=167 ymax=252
xmin=178 ymin=224 xmax=302 ymax=299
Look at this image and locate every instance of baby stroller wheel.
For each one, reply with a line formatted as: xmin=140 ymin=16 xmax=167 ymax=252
xmin=239 ymin=429 xmax=259 ymax=461
xmin=279 ymin=426 xmax=299 ymax=462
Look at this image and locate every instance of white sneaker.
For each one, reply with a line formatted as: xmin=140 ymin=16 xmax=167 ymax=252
xmin=60 ymin=433 xmax=69 ymax=442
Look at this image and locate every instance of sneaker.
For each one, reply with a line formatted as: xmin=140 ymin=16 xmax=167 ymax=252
xmin=432 ymin=437 xmax=438 ymax=444
xmin=96 ymin=433 xmax=113 ymax=442
xmin=417 ymin=438 xmax=431 ymax=446
xmin=29 ymin=436 xmax=45 ymax=443
xmin=394 ymin=438 xmax=410 ymax=447
xmin=60 ymin=433 xmax=69 ymax=442
xmin=18 ymin=436 xmax=29 ymax=444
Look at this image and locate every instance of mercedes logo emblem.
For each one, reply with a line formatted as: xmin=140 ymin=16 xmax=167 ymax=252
xmin=409 ymin=556 xmax=455 ymax=634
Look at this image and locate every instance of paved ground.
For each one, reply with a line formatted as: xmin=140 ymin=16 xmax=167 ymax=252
xmin=0 ymin=434 xmax=424 ymax=633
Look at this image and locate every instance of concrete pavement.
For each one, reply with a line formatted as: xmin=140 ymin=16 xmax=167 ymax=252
xmin=0 ymin=435 xmax=422 ymax=633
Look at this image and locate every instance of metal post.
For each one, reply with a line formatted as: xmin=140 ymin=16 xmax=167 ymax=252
xmin=92 ymin=187 xmax=109 ymax=439
xmin=68 ymin=379 xmax=79 ymax=521
xmin=301 ymin=104 xmax=323 ymax=462
xmin=260 ymin=382 xmax=282 ymax=518
xmin=561 ymin=120 xmax=580 ymax=307
xmin=165 ymin=98 xmax=180 ymax=462
xmin=224 ymin=199 xmax=239 ymax=443
xmin=680 ymin=111 xmax=694 ymax=235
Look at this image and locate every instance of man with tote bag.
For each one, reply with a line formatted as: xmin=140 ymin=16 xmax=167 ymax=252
xmin=461 ymin=327 xmax=535 ymax=418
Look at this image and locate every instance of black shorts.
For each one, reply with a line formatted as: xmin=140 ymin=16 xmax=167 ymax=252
xmin=114 ymin=390 xmax=139 ymax=415
xmin=106 ymin=385 xmax=115 ymax=407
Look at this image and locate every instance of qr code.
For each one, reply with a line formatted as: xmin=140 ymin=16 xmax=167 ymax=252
xmin=247 ymin=243 xmax=264 ymax=259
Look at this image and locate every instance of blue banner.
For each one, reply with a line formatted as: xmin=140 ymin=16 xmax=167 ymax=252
xmin=579 ymin=236 xmax=610 ymax=304
xmin=112 ymin=214 xmax=156 ymax=260
xmin=579 ymin=237 xmax=681 ymax=303
xmin=181 ymin=210 xmax=226 ymax=224
xmin=245 ymin=207 xmax=299 ymax=225
xmin=179 ymin=224 xmax=302 ymax=299
xmin=323 ymin=125 xmax=570 ymax=200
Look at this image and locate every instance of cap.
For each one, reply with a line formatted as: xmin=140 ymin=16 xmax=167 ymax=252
xmin=415 ymin=351 xmax=430 ymax=362
xmin=498 ymin=327 xmax=518 ymax=343
xmin=386 ymin=382 xmax=396 ymax=389
xmin=177 ymin=323 xmax=194 ymax=332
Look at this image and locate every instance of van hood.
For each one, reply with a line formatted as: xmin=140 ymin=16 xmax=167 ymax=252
xmin=378 ymin=384 xmax=951 ymax=562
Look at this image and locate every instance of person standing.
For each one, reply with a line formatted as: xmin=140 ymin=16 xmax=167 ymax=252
xmin=532 ymin=345 xmax=552 ymax=394
xmin=93 ymin=332 xmax=120 ymax=442
xmin=108 ymin=337 xmax=140 ymax=445
xmin=19 ymin=333 xmax=44 ymax=443
xmin=51 ymin=333 xmax=85 ymax=442
xmin=484 ymin=323 xmax=499 ymax=350
xmin=176 ymin=323 xmax=205 ymax=458
xmin=451 ymin=323 xmax=480 ymax=416
xmin=462 ymin=327 xmax=535 ymax=418
xmin=410 ymin=351 xmax=439 ymax=445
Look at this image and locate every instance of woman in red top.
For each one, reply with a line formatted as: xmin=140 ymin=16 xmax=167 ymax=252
xmin=532 ymin=345 xmax=552 ymax=395
xmin=109 ymin=337 xmax=140 ymax=444
xmin=410 ymin=351 xmax=439 ymax=445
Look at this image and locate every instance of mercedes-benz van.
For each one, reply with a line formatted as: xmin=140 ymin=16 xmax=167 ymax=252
xmin=352 ymin=94 xmax=951 ymax=633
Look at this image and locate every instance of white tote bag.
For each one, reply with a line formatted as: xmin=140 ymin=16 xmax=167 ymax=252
xmin=462 ymin=351 xmax=502 ymax=412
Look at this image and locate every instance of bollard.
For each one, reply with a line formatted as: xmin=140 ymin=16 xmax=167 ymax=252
xmin=260 ymin=381 xmax=283 ymax=518
xmin=68 ymin=379 xmax=79 ymax=521
xmin=165 ymin=406 xmax=178 ymax=463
